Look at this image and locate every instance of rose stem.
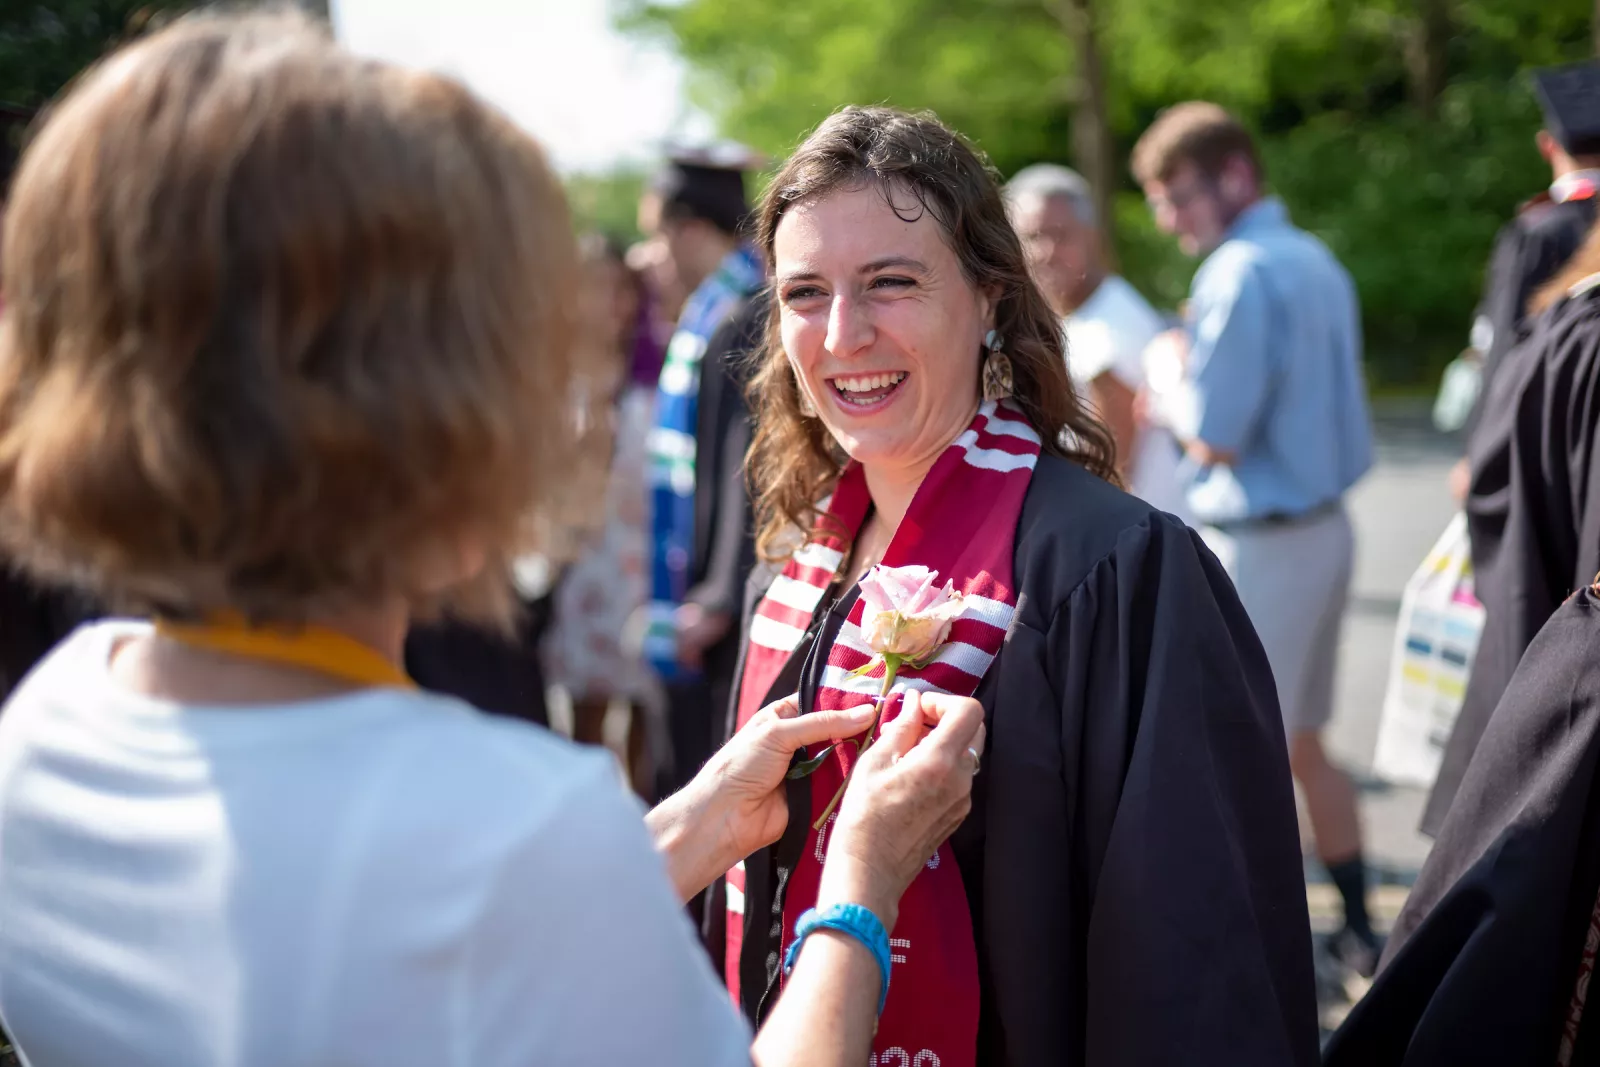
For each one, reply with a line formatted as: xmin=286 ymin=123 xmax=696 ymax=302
xmin=812 ymin=656 xmax=899 ymax=832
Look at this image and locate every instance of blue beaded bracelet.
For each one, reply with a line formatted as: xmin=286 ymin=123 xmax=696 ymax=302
xmin=781 ymin=902 xmax=892 ymax=1016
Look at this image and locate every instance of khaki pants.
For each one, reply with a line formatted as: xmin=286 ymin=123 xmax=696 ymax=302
xmin=1201 ymin=505 xmax=1353 ymax=734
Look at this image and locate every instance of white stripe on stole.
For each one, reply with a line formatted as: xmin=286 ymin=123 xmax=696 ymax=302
xmin=658 ymin=358 xmax=698 ymax=398
xmin=820 ymin=663 xmax=955 ymax=698
xmin=646 ymin=426 xmax=697 ymax=461
xmin=750 ymin=613 xmax=808 ymax=652
xmin=821 ymin=591 xmax=1016 ymax=697
xmin=763 ymin=574 xmax=829 ymax=613
xmin=982 ymin=409 xmax=1043 ymax=444
xmin=954 ymin=429 xmax=1039 ymax=473
xmin=792 ymin=543 xmax=845 ymax=573
xmin=665 ymin=330 xmax=709 ymax=367
xmin=875 ymin=591 xmax=1013 ymax=631
xmin=726 ymin=880 xmax=745 ymax=915
xmin=832 ymin=625 xmax=1003 ymax=679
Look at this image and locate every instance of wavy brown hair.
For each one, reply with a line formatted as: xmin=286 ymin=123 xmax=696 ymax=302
xmin=0 ymin=10 xmax=593 ymax=629
xmin=746 ymin=105 xmax=1117 ymax=562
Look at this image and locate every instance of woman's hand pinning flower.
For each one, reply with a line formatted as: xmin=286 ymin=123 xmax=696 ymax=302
xmin=790 ymin=564 xmax=966 ymax=830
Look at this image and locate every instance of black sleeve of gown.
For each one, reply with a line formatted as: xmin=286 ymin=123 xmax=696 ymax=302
xmin=1325 ymin=590 xmax=1600 ymax=1066
xmin=0 ymin=574 xmax=99 ymax=702
xmin=1430 ymin=293 xmax=1600 ymax=834
xmin=1044 ymin=517 xmax=1317 ymax=1065
xmin=684 ymin=401 xmax=752 ymax=619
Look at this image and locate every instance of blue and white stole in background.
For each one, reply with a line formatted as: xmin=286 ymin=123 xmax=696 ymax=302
xmin=643 ymin=244 xmax=763 ymax=681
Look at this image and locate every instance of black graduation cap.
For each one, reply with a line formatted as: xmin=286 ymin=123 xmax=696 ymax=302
xmin=648 ymin=143 xmax=764 ymax=236
xmin=1534 ymin=61 xmax=1600 ymax=157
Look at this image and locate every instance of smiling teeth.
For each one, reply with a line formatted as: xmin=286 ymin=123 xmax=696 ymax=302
xmin=834 ymin=372 xmax=907 ymax=393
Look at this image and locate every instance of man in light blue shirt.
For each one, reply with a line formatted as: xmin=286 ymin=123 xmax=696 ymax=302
xmin=1135 ymin=102 xmax=1381 ymax=975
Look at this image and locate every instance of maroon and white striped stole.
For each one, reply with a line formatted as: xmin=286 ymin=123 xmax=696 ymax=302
xmin=726 ymin=400 xmax=1042 ymax=1067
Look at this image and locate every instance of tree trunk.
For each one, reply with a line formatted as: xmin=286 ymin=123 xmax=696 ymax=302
xmin=1404 ymin=0 xmax=1452 ymax=119
xmin=1052 ymin=0 xmax=1118 ymax=268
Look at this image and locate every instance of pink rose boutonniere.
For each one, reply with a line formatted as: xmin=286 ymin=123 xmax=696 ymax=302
xmin=790 ymin=564 xmax=965 ymax=828
xmin=858 ymin=564 xmax=966 ymax=665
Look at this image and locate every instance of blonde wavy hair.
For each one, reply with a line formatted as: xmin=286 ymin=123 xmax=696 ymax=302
xmin=746 ymin=106 xmax=1118 ymax=562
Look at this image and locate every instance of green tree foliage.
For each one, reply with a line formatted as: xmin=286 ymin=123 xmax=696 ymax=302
xmin=625 ymin=0 xmax=1596 ymax=384
xmin=566 ymin=167 xmax=650 ymax=245
xmin=0 ymin=3 xmax=190 ymax=109
xmin=0 ymin=2 xmax=192 ymax=177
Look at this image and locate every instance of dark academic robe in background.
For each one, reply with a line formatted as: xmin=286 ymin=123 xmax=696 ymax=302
xmin=0 ymin=565 xmax=554 ymax=725
xmin=1425 ymin=278 xmax=1600 ymax=833
xmin=404 ymin=595 xmax=553 ymax=727
xmin=0 ymin=574 xmax=97 ymax=702
xmin=716 ymin=455 xmax=1319 ymax=1066
xmin=656 ymin=291 xmax=765 ymax=800
xmin=1462 ymin=191 xmax=1595 ymax=442
xmin=1326 ymin=588 xmax=1600 ymax=1066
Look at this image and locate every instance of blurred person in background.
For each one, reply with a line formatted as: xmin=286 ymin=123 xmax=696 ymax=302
xmin=1425 ymin=62 xmax=1600 ymax=836
xmin=0 ymin=14 xmax=987 ymax=1066
xmin=1005 ymin=162 xmax=1190 ymax=520
xmin=628 ymin=235 xmax=688 ymax=329
xmin=1326 ymin=203 xmax=1600 ymax=1067
xmin=402 ymin=599 xmax=553 ymax=727
xmin=638 ymin=149 xmax=765 ymax=804
xmin=1134 ymin=102 xmax=1380 ymax=974
xmin=544 ymin=234 xmax=661 ymax=792
xmin=1445 ymin=60 xmax=1600 ymax=503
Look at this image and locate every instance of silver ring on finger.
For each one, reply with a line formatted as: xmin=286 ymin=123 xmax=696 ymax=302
xmin=967 ymin=746 xmax=981 ymax=776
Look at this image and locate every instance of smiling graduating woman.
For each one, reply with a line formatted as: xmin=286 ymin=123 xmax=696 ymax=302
xmin=715 ymin=106 xmax=1321 ymax=1066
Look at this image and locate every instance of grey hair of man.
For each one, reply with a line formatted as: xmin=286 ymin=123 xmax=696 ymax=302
xmin=1005 ymin=163 xmax=1097 ymax=230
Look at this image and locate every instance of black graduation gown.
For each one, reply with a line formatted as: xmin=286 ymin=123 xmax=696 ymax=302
xmin=0 ymin=568 xmax=554 ymax=724
xmin=717 ymin=454 xmax=1319 ymax=1066
xmin=403 ymin=596 xmax=554 ymax=727
xmin=0 ymin=574 xmax=97 ymax=701
xmin=1424 ymin=279 xmax=1600 ymax=834
xmin=1462 ymin=193 xmax=1595 ymax=442
xmin=657 ymin=290 xmax=766 ymax=799
xmin=1325 ymin=588 xmax=1600 ymax=1066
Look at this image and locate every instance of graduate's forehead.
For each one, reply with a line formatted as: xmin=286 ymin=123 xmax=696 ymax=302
xmin=774 ymin=185 xmax=956 ymax=279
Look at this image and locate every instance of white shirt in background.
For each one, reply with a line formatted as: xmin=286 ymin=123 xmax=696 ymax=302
xmin=1063 ymin=275 xmax=1192 ymax=522
xmin=0 ymin=621 xmax=750 ymax=1067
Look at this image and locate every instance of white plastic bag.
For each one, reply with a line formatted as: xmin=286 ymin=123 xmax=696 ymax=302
xmin=1432 ymin=352 xmax=1483 ymax=433
xmin=1372 ymin=513 xmax=1486 ymax=787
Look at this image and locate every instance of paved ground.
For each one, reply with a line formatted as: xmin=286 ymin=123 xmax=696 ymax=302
xmin=1320 ymin=401 xmax=1460 ymax=880
xmin=1310 ymin=400 xmax=1462 ymax=1026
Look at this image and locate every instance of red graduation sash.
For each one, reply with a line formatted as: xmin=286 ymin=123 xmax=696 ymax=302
xmin=727 ymin=400 xmax=1041 ymax=1067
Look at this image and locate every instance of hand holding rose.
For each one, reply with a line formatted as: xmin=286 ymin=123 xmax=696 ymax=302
xmin=646 ymin=688 xmax=986 ymax=907
xmin=796 ymin=564 xmax=968 ymax=829
xmin=648 ymin=695 xmax=874 ymax=902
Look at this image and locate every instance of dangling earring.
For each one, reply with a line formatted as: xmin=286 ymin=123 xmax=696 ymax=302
xmin=982 ymin=329 xmax=1014 ymax=402
xmin=797 ymin=379 xmax=818 ymax=418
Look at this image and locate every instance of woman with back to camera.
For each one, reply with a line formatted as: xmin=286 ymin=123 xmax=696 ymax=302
xmin=0 ymin=13 xmax=982 ymax=1066
xmin=716 ymin=106 xmax=1319 ymax=1066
